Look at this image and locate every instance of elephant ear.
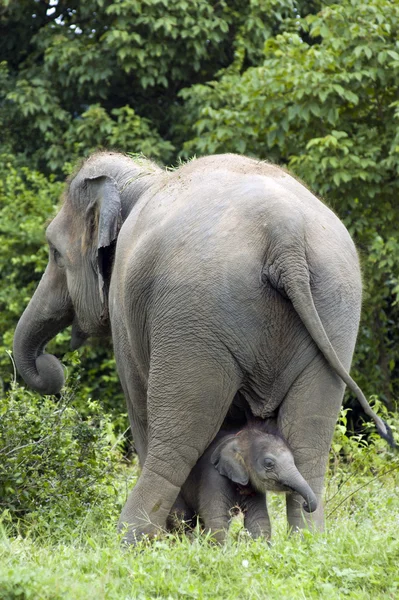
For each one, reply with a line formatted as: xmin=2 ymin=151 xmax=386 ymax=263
xmin=84 ymin=175 xmax=122 ymax=306
xmin=211 ymin=436 xmax=249 ymax=485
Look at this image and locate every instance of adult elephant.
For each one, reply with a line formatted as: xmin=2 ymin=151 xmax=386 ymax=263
xmin=13 ymin=152 xmax=392 ymax=542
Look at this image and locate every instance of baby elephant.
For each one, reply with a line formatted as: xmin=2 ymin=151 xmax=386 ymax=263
xmin=173 ymin=425 xmax=317 ymax=542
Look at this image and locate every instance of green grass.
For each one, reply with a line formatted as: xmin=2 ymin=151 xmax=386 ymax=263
xmin=1 ymin=459 xmax=398 ymax=600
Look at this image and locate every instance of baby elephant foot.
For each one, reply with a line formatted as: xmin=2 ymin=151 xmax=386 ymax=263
xmin=203 ymin=515 xmax=231 ymax=544
xmin=206 ymin=527 xmax=228 ymax=544
xmin=245 ymin=520 xmax=272 ymax=541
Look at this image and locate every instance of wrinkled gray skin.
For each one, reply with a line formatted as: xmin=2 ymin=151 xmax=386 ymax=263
xmin=171 ymin=426 xmax=318 ymax=543
xmin=13 ymin=152 xmax=390 ymax=543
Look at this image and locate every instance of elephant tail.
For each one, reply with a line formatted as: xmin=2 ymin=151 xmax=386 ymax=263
xmin=265 ymin=260 xmax=396 ymax=448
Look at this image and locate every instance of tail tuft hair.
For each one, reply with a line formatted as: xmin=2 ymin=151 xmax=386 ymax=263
xmin=377 ymin=420 xmax=397 ymax=449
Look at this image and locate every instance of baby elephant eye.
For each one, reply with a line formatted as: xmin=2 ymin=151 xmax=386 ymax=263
xmin=263 ymin=458 xmax=275 ymax=470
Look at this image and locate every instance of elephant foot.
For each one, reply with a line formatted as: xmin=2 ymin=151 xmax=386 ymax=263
xmin=286 ymin=491 xmax=324 ymax=534
xmin=204 ymin=527 xmax=228 ymax=544
xmin=202 ymin=515 xmax=231 ymax=544
xmin=246 ymin=523 xmax=272 ymax=541
xmin=118 ymin=467 xmax=181 ymax=544
xmin=118 ymin=513 xmax=166 ymax=545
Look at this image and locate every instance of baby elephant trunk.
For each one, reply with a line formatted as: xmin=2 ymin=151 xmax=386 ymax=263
xmin=283 ymin=469 xmax=318 ymax=514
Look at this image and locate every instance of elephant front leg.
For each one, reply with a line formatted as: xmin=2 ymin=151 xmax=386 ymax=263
xmin=199 ymin=478 xmax=240 ymax=544
xmin=278 ymin=354 xmax=347 ymax=533
xmin=113 ymin=320 xmax=149 ymax=466
xmin=118 ymin=348 xmax=241 ymax=544
xmin=243 ymin=493 xmax=271 ymax=540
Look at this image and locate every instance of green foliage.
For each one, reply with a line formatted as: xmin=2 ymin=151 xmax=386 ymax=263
xmin=330 ymin=403 xmax=398 ymax=474
xmin=180 ymin=0 xmax=399 ymax=406
xmin=0 ymin=0 xmax=300 ymax=173
xmin=0 ymin=155 xmax=62 ymax=388
xmin=0 ymin=379 xmax=128 ymax=536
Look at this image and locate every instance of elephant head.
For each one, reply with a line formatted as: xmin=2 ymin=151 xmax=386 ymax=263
xmin=211 ymin=428 xmax=318 ymax=513
xmin=13 ymin=152 xmax=161 ymax=395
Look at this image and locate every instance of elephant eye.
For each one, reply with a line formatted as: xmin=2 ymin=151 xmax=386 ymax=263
xmin=52 ymin=247 xmax=64 ymax=268
xmin=263 ymin=458 xmax=275 ymax=470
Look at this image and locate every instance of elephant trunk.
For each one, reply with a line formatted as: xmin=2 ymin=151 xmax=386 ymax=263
xmin=283 ymin=469 xmax=318 ymax=514
xmin=13 ymin=264 xmax=74 ymax=395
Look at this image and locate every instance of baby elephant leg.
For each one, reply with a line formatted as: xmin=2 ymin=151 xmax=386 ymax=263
xmin=200 ymin=478 xmax=237 ymax=543
xmin=244 ymin=494 xmax=271 ymax=540
xmin=203 ymin=515 xmax=231 ymax=543
xmin=201 ymin=503 xmax=232 ymax=543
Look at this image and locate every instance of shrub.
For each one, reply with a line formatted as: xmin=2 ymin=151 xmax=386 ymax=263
xmin=0 ymin=374 xmax=130 ymax=537
xmin=330 ymin=400 xmax=398 ymax=473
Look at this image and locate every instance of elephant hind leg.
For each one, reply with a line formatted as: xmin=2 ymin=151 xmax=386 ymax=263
xmin=278 ymin=353 xmax=347 ymax=533
xmin=118 ymin=348 xmax=241 ymax=543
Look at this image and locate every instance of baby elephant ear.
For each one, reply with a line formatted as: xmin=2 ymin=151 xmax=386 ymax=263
xmin=211 ymin=437 xmax=249 ymax=486
xmin=85 ymin=175 xmax=122 ymax=305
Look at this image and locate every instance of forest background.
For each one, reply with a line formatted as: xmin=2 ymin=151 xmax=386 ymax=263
xmin=1 ymin=1 xmax=399 ymax=598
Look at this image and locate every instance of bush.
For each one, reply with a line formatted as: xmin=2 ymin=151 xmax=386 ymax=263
xmin=0 ymin=374 xmax=131 ymax=537
xmin=330 ymin=400 xmax=398 ymax=473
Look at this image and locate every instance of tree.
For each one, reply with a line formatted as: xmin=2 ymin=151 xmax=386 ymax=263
xmin=0 ymin=0 xmax=302 ymax=173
